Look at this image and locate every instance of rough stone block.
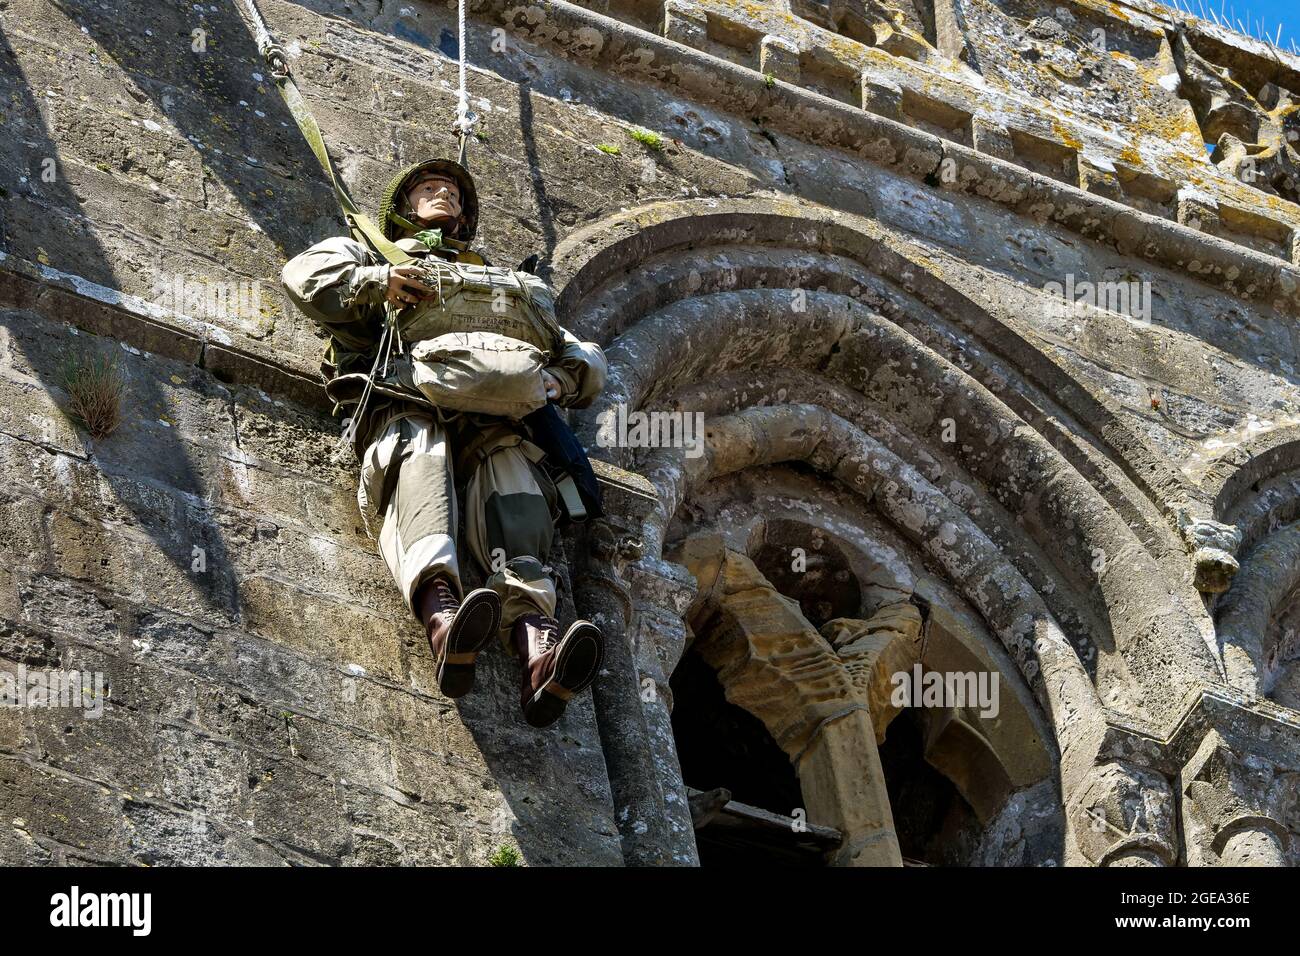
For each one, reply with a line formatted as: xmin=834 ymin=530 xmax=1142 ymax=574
xmin=860 ymin=76 xmax=903 ymax=120
xmin=237 ymin=575 xmax=407 ymax=682
xmin=760 ymin=35 xmax=801 ymax=83
xmin=0 ymin=756 xmax=131 ymax=860
xmin=287 ymin=713 xmax=397 ymax=791
xmin=663 ymin=0 xmax=708 ymax=47
xmin=243 ymin=757 xmax=349 ymax=860
xmin=1078 ymin=156 xmax=1123 ymax=200
xmin=1177 ymin=186 xmax=1222 ymax=235
xmin=121 ymin=798 xmax=290 ymax=866
xmin=155 ymin=725 xmax=247 ymax=819
xmin=29 ymin=705 xmax=162 ymax=795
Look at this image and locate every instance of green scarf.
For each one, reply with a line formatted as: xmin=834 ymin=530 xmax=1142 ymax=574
xmin=411 ymin=227 xmax=445 ymax=252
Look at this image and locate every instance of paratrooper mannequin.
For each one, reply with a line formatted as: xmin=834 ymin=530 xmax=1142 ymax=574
xmin=282 ymin=158 xmax=607 ymax=728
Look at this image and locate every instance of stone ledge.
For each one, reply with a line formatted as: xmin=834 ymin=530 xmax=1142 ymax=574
xmin=0 ymin=253 xmax=331 ymax=415
xmin=0 ymin=252 xmax=654 ymax=517
xmin=584 ymin=0 xmax=1300 ymax=242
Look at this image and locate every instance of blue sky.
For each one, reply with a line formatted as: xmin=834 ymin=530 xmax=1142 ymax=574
xmin=1165 ymin=0 xmax=1300 ymax=52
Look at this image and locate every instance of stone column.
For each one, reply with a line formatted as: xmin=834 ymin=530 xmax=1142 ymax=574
xmin=797 ymin=708 xmax=902 ymax=866
xmin=1179 ymin=731 xmax=1293 ymax=867
xmin=574 ymin=465 xmax=700 ymax=865
xmin=683 ymin=536 xmax=903 ymax=866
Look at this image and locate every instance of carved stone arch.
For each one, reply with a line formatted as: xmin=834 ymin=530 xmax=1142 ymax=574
xmin=554 ymin=195 xmax=1213 ymax=527
xmin=623 ymin=400 xmax=1089 ymax=864
xmin=557 ymin=195 xmax=1214 ymax=865
xmin=1216 ymin=523 xmax=1300 ymax=700
xmin=552 ymin=192 xmax=1241 ymax=619
xmin=1205 ymin=423 xmax=1300 ymax=554
xmin=569 ymin=274 xmax=1219 ymax=716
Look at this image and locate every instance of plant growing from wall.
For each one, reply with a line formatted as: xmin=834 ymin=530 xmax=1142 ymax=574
xmin=62 ymin=353 xmax=125 ymax=441
xmin=627 ymin=127 xmax=665 ymax=151
xmin=487 ymin=844 xmax=521 ymax=866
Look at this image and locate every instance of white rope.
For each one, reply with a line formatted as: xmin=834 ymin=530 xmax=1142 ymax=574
xmin=236 ymin=0 xmax=272 ymax=52
xmin=455 ymin=0 xmax=471 ymax=137
xmin=236 ymin=0 xmax=287 ymax=76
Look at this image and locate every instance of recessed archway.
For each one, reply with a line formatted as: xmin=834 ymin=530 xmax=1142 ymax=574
xmin=557 ymin=195 xmax=1215 ymax=866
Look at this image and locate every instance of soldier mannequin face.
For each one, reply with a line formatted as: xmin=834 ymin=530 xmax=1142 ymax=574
xmin=406 ymin=173 xmax=463 ymax=232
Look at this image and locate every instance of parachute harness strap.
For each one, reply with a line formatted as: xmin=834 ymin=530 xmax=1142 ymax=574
xmin=237 ymin=0 xmax=411 ymax=446
xmin=235 ymin=0 xmax=479 ymax=446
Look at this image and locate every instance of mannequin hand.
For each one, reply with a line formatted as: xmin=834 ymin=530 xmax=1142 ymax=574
xmin=385 ymin=265 xmax=436 ymax=307
xmin=541 ymin=369 xmax=562 ymax=400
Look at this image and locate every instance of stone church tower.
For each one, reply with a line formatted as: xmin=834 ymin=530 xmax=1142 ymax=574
xmin=2 ymin=0 xmax=1299 ymax=867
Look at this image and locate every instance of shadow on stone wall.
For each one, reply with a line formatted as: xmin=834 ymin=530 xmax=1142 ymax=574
xmin=0 ymin=16 xmax=241 ymax=621
xmin=1 ymin=312 xmax=243 ymax=620
xmin=451 ymin=541 xmax=624 ymax=866
xmin=515 ymin=81 xmax=559 ymax=275
xmin=55 ymin=0 xmax=337 ymax=259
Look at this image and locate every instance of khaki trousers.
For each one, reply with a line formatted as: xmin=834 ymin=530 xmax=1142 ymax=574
xmin=358 ymin=407 xmax=559 ymax=650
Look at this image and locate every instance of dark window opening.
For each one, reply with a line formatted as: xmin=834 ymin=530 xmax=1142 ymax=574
xmin=671 ymin=648 xmax=826 ymax=865
xmin=877 ymin=709 xmax=982 ymax=866
xmin=749 ymin=520 xmax=862 ymax=628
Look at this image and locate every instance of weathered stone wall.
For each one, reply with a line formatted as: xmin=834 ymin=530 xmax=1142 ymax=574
xmin=0 ymin=305 xmax=623 ymax=865
xmin=4 ymin=0 xmax=1300 ymax=865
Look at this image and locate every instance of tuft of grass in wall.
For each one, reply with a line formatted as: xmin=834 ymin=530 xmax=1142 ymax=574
xmin=595 ymin=142 xmax=621 ymax=155
xmin=763 ymin=72 xmax=776 ymax=89
xmin=488 ymin=844 xmax=521 ymax=867
xmin=62 ymin=353 xmax=124 ymax=441
xmin=627 ymin=127 xmax=665 ymax=151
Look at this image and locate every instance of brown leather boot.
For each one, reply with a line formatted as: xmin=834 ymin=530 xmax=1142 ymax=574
xmin=417 ymin=575 xmax=501 ymax=699
xmin=511 ymin=613 xmax=604 ymax=728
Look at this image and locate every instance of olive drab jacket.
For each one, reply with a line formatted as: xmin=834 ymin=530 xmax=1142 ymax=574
xmin=280 ymin=234 xmax=607 ymax=450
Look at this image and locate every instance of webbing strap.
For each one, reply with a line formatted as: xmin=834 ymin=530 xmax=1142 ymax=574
xmin=276 ymin=76 xmax=415 ymax=266
xmin=235 ymin=0 xmax=414 ymax=267
xmin=236 ymin=0 xmax=418 ymax=446
xmin=454 ymin=421 xmax=527 ymax=476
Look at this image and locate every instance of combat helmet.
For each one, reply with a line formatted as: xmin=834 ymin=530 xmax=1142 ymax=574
xmin=378 ymin=158 xmax=479 ymax=244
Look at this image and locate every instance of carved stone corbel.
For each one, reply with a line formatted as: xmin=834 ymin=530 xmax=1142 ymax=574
xmin=1173 ymin=506 xmax=1242 ymax=594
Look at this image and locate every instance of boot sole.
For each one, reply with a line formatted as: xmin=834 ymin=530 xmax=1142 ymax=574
xmin=436 ymin=588 xmax=501 ymax=699
xmin=523 ymin=621 xmax=604 ymax=728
